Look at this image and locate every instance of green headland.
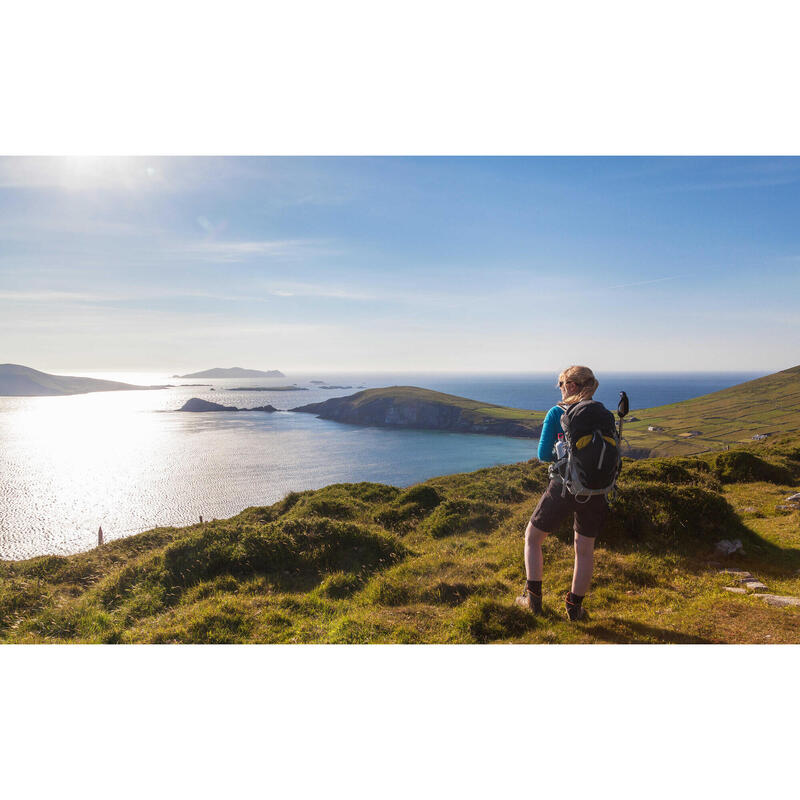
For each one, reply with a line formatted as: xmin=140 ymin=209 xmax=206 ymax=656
xmin=2 ymin=365 xmax=799 ymax=644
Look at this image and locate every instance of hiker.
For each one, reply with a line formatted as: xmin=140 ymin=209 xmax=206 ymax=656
xmin=516 ymin=365 xmax=613 ymax=621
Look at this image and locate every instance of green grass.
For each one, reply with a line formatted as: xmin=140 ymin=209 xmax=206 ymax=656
xmin=3 ymin=431 xmax=799 ymax=644
xmin=619 ymin=364 xmax=800 ymax=456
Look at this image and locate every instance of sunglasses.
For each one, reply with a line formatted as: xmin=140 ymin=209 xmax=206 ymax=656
xmin=558 ymin=380 xmax=579 ymax=388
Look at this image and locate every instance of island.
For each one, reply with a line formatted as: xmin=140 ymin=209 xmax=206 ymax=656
xmin=290 ymin=386 xmax=545 ymax=438
xmin=319 ymin=385 xmax=353 ymax=390
xmin=310 ymin=380 xmax=325 ymax=385
xmin=172 ymin=367 xmax=285 ymax=378
xmin=226 ymin=386 xmax=308 ymax=392
xmin=179 ymin=398 xmax=277 ymax=413
xmin=0 ymin=364 xmax=169 ymax=397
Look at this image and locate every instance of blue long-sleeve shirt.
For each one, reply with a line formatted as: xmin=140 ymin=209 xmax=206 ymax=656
xmin=537 ymin=405 xmax=565 ymax=462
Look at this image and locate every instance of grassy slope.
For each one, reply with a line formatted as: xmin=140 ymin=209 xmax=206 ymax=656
xmin=616 ymin=365 xmax=800 ymax=457
xmin=3 ymin=434 xmax=799 ymax=644
xmin=0 ymin=364 xmax=149 ymax=396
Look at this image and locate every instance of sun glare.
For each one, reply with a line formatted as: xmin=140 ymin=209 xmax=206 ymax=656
xmin=57 ymin=156 xmax=159 ymax=191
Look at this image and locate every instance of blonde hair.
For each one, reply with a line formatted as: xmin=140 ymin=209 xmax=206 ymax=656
xmin=557 ymin=365 xmax=599 ymax=406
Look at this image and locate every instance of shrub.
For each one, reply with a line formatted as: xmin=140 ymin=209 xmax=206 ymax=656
xmin=92 ymin=517 xmax=405 ymax=616
xmin=364 ymin=576 xmax=411 ymax=606
xmin=149 ymin=597 xmax=253 ymax=644
xmin=420 ymin=499 xmax=502 ymax=539
xmin=396 ymin=485 xmax=442 ymax=509
xmin=456 ymin=598 xmax=538 ymax=643
xmin=420 ymin=581 xmax=473 ymax=605
xmin=712 ymin=451 xmax=792 ymax=484
xmin=605 ymin=483 xmax=738 ymax=552
xmin=319 ymin=571 xmax=362 ymax=599
xmin=337 ymin=482 xmax=400 ymax=504
xmin=621 ymin=458 xmax=719 ymax=490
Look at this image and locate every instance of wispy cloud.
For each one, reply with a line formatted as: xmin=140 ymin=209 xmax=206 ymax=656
xmin=182 ymin=238 xmax=323 ymax=263
xmin=0 ymin=290 xmax=116 ymax=302
xmin=266 ymin=283 xmax=375 ymax=300
xmin=606 ymin=274 xmax=688 ymax=290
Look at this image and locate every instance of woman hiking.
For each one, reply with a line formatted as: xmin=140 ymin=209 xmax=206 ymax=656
xmin=516 ymin=365 xmax=609 ymax=621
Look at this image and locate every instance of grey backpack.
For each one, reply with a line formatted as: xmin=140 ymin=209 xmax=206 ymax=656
xmin=548 ymin=400 xmax=622 ymax=502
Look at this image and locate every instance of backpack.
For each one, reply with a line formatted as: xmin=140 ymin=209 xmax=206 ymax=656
xmin=548 ymin=400 xmax=622 ymax=502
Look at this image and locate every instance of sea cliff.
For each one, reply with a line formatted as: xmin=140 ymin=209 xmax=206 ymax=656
xmin=290 ymin=386 xmax=544 ymax=438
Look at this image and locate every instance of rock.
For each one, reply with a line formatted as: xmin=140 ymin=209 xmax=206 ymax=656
xmin=786 ymin=493 xmax=800 ymax=502
xmin=743 ymin=580 xmax=768 ymax=592
xmin=180 ymin=398 xmax=238 ymax=412
xmin=756 ymin=594 xmax=800 ymax=608
xmin=718 ymin=569 xmax=753 ymax=578
xmin=715 ymin=539 xmax=744 ymax=556
xmin=742 ymin=506 xmax=757 ymax=512
xmin=179 ymin=398 xmax=276 ymax=413
xmin=723 ymin=587 xmax=747 ymax=594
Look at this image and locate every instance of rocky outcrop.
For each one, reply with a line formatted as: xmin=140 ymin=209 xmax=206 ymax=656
xmin=179 ymin=398 xmax=277 ymax=413
xmin=290 ymin=390 xmax=542 ymax=438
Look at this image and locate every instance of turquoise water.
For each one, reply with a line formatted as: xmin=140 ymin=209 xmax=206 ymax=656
xmin=0 ymin=370 xmax=764 ymax=558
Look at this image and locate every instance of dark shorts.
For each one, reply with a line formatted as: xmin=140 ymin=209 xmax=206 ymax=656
xmin=530 ymin=479 xmax=609 ymax=539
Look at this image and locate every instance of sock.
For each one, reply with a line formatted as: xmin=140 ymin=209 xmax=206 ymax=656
xmin=526 ymin=580 xmax=542 ymax=596
xmin=567 ymin=591 xmax=584 ymax=607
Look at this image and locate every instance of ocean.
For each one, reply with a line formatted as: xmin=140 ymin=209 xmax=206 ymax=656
xmin=0 ymin=370 xmax=765 ymax=559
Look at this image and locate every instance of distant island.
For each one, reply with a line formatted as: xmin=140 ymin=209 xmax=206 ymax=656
xmin=227 ymin=386 xmax=307 ymax=392
xmin=0 ymin=364 xmax=168 ymax=397
xmin=320 ymin=385 xmax=353 ymax=390
xmin=172 ymin=367 xmax=285 ymax=378
xmin=179 ymin=398 xmax=277 ymax=413
xmin=291 ymin=386 xmax=545 ymax=438
xmin=310 ymin=380 xmax=325 ymax=384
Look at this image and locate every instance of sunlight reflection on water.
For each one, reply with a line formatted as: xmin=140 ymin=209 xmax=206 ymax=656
xmin=0 ymin=381 xmax=536 ymax=558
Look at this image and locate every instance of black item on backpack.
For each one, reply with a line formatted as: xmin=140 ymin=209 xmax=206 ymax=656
xmin=549 ymin=399 xmax=622 ymax=501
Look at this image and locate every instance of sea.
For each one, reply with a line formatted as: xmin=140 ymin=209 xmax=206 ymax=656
xmin=0 ymin=370 xmax=765 ymax=559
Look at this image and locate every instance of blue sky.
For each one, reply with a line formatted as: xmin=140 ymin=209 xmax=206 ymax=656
xmin=1 ymin=156 xmax=798 ymax=373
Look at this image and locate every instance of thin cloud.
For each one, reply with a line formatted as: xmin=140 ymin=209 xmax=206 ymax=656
xmin=267 ymin=283 xmax=375 ymax=300
xmin=183 ymin=238 xmax=320 ymax=263
xmin=0 ymin=290 xmax=116 ymax=302
xmin=606 ymin=275 xmax=687 ymax=290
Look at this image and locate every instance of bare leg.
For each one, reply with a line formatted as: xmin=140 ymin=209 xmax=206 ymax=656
xmin=571 ymin=531 xmax=595 ymax=596
xmin=524 ymin=521 xmax=550 ymax=581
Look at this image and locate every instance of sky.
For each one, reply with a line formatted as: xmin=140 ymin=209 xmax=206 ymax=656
xmin=1 ymin=155 xmax=799 ymax=374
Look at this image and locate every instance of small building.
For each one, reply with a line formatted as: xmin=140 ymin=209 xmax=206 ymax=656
xmin=752 ymin=433 xmax=769 ymax=441
xmin=647 ymin=425 xmax=664 ymax=432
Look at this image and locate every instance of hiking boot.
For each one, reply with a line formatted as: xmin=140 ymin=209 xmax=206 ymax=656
xmin=565 ymin=593 xmax=588 ymax=621
xmin=515 ymin=588 xmax=543 ymax=614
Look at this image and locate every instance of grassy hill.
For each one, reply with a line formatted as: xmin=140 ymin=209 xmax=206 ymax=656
xmin=0 ymin=364 xmax=164 ymax=397
xmin=2 ymin=432 xmax=799 ymax=644
xmin=291 ymin=385 xmax=545 ymax=437
xmin=622 ymin=365 xmax=800 ymax=457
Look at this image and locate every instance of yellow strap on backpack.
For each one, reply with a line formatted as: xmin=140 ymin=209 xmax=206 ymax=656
xmin=575 ymin=434 xmax=617 ymax=449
